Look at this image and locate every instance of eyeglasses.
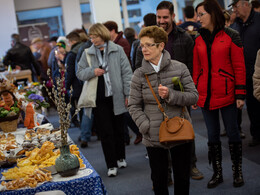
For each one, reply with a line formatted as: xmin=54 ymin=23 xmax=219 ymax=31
xmin=197 ymin=12 xmax=207 ymax=18
xmin=139 ymin=43 xmax=160 ymax=49
xmin=231 ymin=2 xmax=242 ymax=11
xmin=89 ymin=35 xmax=99 ymax=40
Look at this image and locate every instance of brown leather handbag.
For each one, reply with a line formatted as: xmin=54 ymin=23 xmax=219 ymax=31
xmin=145 ymin=75 xmax=195 ymax=143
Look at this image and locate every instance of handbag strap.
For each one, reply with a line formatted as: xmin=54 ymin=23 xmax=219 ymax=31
xmin=144 ymin=74 xmax=185 ymax=118
xmin=85 ymin=49 xmax=92 ymax=67
xmin=145 ymin=74 xmax=167 ymax=117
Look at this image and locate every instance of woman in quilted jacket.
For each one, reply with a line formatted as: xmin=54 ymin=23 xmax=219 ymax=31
xmin=253 ymin=49 xmax=260 ymax=101
xmin=128 ymin=26 xmax=198 ymax=195
xmin=193 ymin=0 xmax=246 ymax=189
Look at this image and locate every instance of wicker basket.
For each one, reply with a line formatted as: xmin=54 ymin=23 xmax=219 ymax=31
xmin=0 ymin=114 xmax=19 ymax=133
xmin=0 ymin=118 xmax=18 ymax=132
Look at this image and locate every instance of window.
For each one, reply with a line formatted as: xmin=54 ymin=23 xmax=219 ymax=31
xmin=127 ymin=0 xmax=140 ymax=5
xmin=128 ymin=9 xmax=141 ymax=18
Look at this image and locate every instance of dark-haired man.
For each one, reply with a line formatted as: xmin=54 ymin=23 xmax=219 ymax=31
xmin=230 ymin=0 xmax=260 ymax=146
xmin=103 ymin=21 xmax=130 ymax=60
xmin=156 ymin=1 xmax=203 ymax=180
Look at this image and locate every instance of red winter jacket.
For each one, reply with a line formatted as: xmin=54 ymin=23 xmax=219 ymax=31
xmin=114 ymin=31 xmax=131 ymax=60
xmin=193 ymin=28 xmax=246 ymax=110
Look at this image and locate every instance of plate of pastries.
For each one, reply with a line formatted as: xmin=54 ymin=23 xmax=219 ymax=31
xmin=0 ymin=133 xmax=24 ymax=167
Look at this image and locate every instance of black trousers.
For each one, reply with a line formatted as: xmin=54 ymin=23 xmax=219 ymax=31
xmin=93 ymin=96 xmax=125 ymax=168
xmin=124 ymin=112 xmax=141 ymax=143
xmin=147 ymin=142 xmax=192 ymax=195
xmin=187 ymin=107 xmax=197 ymax=166
xmin=246 ymin=78 xmax=260 ymax=139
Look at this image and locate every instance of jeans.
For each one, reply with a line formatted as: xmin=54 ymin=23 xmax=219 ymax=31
xmin=80 ymin=110 xmax=93 ymax=142
xmin=201 ymin=103 xmax=241 ymax=143
xmin=147 ymin=142 xmax=192 ymax=195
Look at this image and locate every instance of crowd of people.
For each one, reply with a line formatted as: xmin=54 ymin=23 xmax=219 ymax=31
xmin=2 ymin=0 xmax=260 ymax=194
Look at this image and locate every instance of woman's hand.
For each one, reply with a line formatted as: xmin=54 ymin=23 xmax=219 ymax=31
xmin=158 ymin=84 xmax=169 ymax=99
xmin=57 ymin=60 xmax=65 ymax=70
xmin=94 ymin=68 xmax=105 ymax=76
xmin=236 ymin=100 xmax=245 ymax=109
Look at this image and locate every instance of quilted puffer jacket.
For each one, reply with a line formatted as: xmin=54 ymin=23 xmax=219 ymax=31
xmin=128 ymin=50 xmax=198 ymax=148
xmin=253 ymin=50 xmax=260 ymax=101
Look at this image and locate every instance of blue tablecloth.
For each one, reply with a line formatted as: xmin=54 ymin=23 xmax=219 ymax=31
xmin=0 ymin=153 xmax=107 ymax=195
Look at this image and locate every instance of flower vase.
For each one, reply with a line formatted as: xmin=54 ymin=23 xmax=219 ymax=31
xmin=55 ymin=145 xmax=80 ymax=177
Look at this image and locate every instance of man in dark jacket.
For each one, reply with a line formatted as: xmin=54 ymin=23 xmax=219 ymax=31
xmin=157 ymin=1 xmax=194 ymax=76
xmin=230 ymin=0 xmax=260 ymax=146
xmin=65 ymin=32 xmax=84 ymax=129
xmin=3 ymin=34 xmax=40 ymax=80
xmin=156 ymin=1 xmax=203 ymax=180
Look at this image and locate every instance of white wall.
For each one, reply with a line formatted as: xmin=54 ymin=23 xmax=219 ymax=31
xmin=61 ymin=0 xmax=83 ymax=34
xmin=0 ymin=0 xmax=18 ymax=58
xmin=89 ymin=0 xmax=123 ymax=31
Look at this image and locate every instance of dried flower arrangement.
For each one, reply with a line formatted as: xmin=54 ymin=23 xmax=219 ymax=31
xmin=43 ymin=69 xmax=80 ymax=146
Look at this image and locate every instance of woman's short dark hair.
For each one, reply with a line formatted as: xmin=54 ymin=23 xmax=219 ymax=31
xmin=196 ymin=0 xmax=225 ymax=31
xmin=138 ymin=26 xmax=168 ymax=45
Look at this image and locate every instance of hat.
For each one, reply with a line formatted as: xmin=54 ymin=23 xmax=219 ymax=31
xmin=56 ymin=41 xmax=66 ymax=49
xmin=31 ymin=37 xmax=43 ymax=44
xmin=228 ymin=0 xmax=249 ymax=7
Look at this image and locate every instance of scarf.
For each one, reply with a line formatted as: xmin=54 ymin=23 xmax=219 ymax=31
xmin=95 ymin=42 xmax=113 ymax=97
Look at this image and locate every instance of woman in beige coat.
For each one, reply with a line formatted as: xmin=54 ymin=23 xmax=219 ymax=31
xmin=128 ymin=26 xmax=198 ymax=195
xmin=253 ymin=49 xmax=260 ymax=101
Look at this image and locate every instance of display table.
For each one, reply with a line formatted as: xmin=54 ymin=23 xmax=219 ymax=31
xmin=0 ymin=155 xmax=106 ymax=195
xmin=0 ymin=128 xmax=106 ymax=195
xmin=1 ymin=70 xmax=32 ymax=83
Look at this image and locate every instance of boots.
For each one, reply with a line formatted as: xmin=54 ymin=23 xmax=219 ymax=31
xmin=229 ymin=142 xmax=244 ymax=187
xmin=207 ymin=142 xmax=223 ymax=188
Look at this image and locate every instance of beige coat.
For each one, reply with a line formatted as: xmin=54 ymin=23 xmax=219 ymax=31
xmin=253 ymin=50 xmax=260 ymax=101
xmin=128 ymin=50 xmax=198 ymax=149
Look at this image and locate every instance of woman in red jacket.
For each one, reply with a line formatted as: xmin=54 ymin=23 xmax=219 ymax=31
xmin=193 ymin=0 xmax=246 ymax=189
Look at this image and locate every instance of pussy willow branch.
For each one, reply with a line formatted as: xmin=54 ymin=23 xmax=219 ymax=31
xmin=44 ymin=68 xmax=81 ymax=146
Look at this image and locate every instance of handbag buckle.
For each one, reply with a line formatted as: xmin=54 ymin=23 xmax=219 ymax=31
xmin=163 ymin=112 xmax=169 ymax=119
